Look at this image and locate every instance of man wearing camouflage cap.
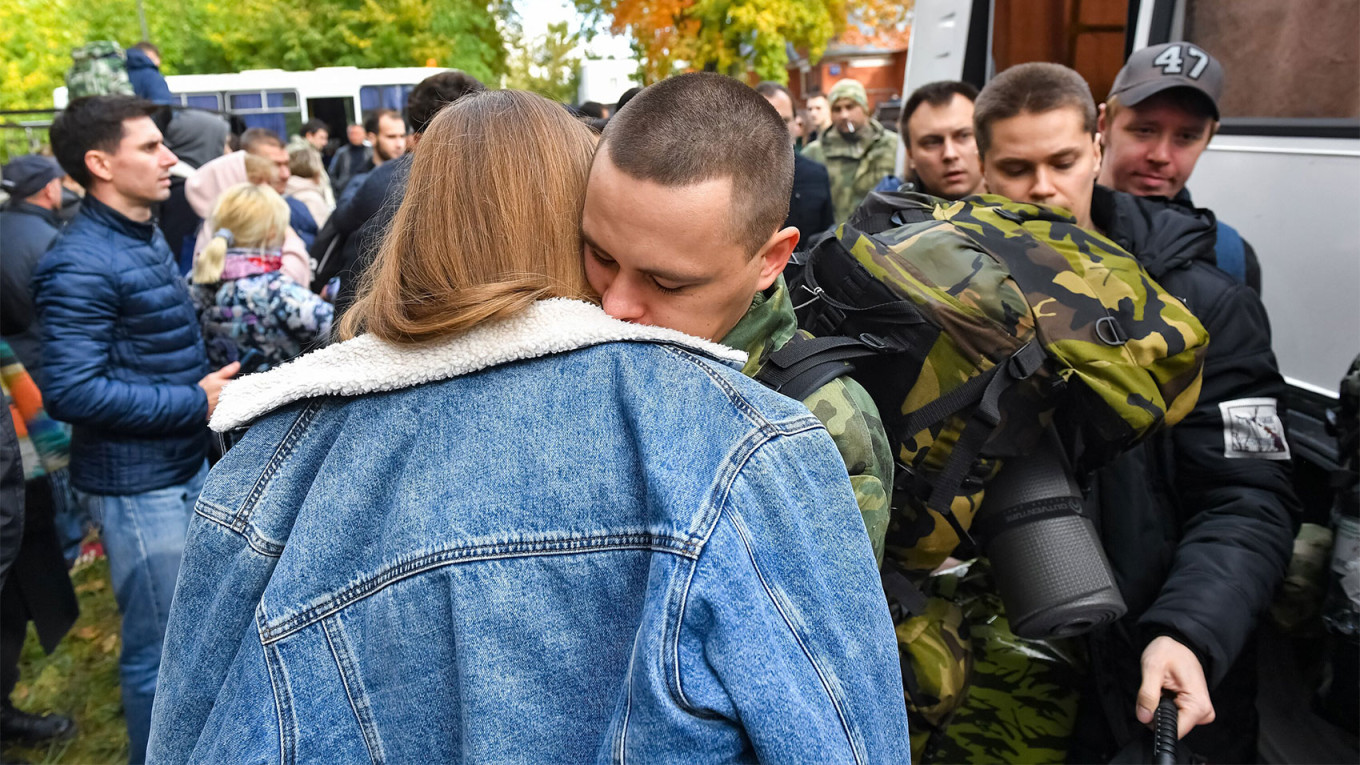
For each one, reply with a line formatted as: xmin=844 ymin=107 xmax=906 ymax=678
xmin=802 ymin=78 xmax=902 ymax=221
xmin=1098 ymin=42 xmax=1261 ymax=293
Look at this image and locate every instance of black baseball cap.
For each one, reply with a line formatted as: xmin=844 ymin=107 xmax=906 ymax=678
xmin=2 ymin=154 xmax=64 ymax=200
xmin=1109 ymin=42 xmax=1224 ymax=120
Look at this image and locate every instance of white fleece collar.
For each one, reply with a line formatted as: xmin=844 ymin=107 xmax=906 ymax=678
xmin=210 ymin=298 xmax=747 ymax=432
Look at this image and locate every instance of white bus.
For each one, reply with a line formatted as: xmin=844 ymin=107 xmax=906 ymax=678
xmin=54 ymin=65 xmax=447 ymax=142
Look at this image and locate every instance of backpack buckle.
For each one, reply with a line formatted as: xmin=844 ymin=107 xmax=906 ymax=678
xmin=1094 ymin=316 xmax=1129 ymax=347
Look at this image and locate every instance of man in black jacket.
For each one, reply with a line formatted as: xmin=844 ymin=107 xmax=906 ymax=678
xmin=1098 ymin=43 xmax=1262 ymax=294
xmin=974 ymin=62 xmax=1298 ymax=761
xmin=1 ymin=155 xmax=66 ymax=376
xmin=755 ymin=82 xmax=834 ymax=243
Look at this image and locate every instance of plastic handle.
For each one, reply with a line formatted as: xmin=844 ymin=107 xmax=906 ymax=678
xmin=1152 ymin=692 xmax=1179 ymax=765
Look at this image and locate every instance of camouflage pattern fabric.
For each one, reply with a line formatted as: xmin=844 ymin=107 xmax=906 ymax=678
xmin=802 ymin=119 xmax=901 ymax=223
xmin=723 ymin=275 xmax=893 ymax=564
xmin=919 ymin=559 xmax=1085 ymax=765
xmin=838 ymin=192 xmax=1209 ymax=574
xmin=66 ymin=41 xmax=135 ymax=99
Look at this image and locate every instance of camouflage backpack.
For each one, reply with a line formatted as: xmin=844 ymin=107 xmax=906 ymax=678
xmin=762 ymin=191 xmax=1208 ymax=741
xmin=767 ymin=191 xmax=1208 ymax=573
xmin=66 ymin=41 xmax=135 ymax=99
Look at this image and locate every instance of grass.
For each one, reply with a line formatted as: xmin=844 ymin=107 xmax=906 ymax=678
xmin=3 ymin=556 xmax=128 ymax=765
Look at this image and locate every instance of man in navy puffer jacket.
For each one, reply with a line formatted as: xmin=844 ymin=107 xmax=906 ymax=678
xmin=34 ymin=95 xmax=238 ymax=764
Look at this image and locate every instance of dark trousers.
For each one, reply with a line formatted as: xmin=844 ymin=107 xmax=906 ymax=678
xmin=1 ymin=475 xmax=77 ymax=706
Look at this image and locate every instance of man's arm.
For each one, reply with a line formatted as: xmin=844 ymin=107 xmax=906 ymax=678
xmin=671 ymin=425 xmax=909 ymax=763
xmin=1137 ymin=278 xmax=1298 ymax=732
xmin=34 ymin=257 xmax=208 ymax=432
xmin=803 ymin=377 xmax=893 ymax=565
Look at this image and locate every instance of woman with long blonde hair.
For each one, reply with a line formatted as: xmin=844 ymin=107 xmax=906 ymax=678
xmin=149 ymin=89 xmax=906 ymax=764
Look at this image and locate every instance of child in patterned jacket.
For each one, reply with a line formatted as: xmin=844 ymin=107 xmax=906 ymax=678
xmin=191 ymin=183 xmax=333 ymax=373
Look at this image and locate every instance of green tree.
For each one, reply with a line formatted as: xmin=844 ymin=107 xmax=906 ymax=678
xmin=573 ymin=0 xmax=846 ymax=82
xmin=0 ymin=0 xmax=509 ymax=111
xmin=507 ymin=21 xmax=584 ymax=103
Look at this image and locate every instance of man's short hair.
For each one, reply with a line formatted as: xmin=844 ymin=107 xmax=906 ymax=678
xmin=240 ymin=127 xmax=284 ymax=153
xmin=406 ymin=71 xmax=485 ymax=135
xmin=899 ymin=80 xmax=979 ymax=137
xmin=364 ymin=109 xmax=403 ymax=136
xmin=754 ymin=81 xmax=792 ymax=102
xmin=301 ymin=119 xmax=328 ymax=137
xmin=599 ymin=72 xmax=794 ymax=255
xmin=131 ymin=41 xmax=160 ymax=58
xmin=973 ymin=62 xmax=1096 ymax=156
xmin=50 ymin=95 xmax=158 ymax=188
xmin=579 ymin=101 xmax=606 ymax=119
xmin=805 ymin=90 xmax=826 ymax=102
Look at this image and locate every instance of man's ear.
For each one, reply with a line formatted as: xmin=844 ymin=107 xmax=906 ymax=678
xmin=754 ymin=226 xmax=799 ymax=290
xmin=84 ymin=149 xmax=115 ymax=184
xmin=1097 ymin=102 xmax=1109 ymax=135
xmin=1092 ymin=133 xmax=1104 ymax=177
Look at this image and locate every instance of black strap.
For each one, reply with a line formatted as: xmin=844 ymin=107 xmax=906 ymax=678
xmin=910 ymin=343 xmax=1047 ymax=546
xmin=882 ymin=561 xmax=931 ymax=617
xmin=796 ymin=246 xmax=925 ymax=325
xmin=755 ymin=335 xmax=884 ymax=402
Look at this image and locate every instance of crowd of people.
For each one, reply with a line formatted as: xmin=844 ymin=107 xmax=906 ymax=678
xmin=0 ymin=36 xmax=1306 ymax=765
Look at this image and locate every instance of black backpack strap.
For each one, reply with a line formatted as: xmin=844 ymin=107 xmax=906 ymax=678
xmin=848 ymin=190 xmax=941 ymax=233
xmin=881 ymin=560 xmax=931 ymax=617
xmin=755 ymin=334 xmax=883 ymax=402
xmin=901 ymin=343 xmax=1047 ymax=546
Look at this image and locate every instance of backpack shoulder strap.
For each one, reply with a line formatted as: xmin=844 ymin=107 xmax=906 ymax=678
xmin=754 ymin=334 xmax=883 ymax=403
xmin=1214 ymin=221 xmax=1247 ymax=285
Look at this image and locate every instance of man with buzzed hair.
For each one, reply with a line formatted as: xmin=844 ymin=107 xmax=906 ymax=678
xmin=582 ymin=73 xmax=895 ymax=575
xmin=971 ymin=61 xmax=1296 ymax=762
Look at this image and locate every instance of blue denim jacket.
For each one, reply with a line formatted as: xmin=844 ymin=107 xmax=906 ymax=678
xmin=148 ymin=300 xmax=909 ymax=764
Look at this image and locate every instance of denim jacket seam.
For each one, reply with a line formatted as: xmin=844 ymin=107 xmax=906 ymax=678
xmin=257 ymin=608 xmax=297 ymax=765
xmin=667 ymin=423 xmax=828 ymax=713
xmin=236 ymin=401 xmax=324 ymax=529
xmin=260 ymin=533 xmax=699 ymax=644
xmin=321 ymin=617 xmax=387 ymax=764
xmin=727 ymin=507 xmax=866 ymax=765
xmin=191 ymin=501 xmax=286 ymax=558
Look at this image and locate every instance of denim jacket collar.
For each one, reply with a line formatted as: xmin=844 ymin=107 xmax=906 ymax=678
xmin=211 ymin=298 xmax=748 ymax=432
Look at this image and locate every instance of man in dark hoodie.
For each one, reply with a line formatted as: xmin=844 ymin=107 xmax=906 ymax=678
xmin=973 ymin=62 xmax=1297 ymax=763
xmin=126 ymin=42 xmax=173 ymax=105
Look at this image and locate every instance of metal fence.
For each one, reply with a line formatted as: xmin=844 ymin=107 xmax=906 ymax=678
xmin=0 ymin=109 xmax=58 ymax=164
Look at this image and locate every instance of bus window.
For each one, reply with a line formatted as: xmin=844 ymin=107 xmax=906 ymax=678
xmin=1182 ymin=0 xmax=1359 ymax=122
xmin=229 ymin=89 xmax=303 ymax=140
xmin=184 ymin=93 xmax=221 ymax=111
xmin=360 ymin=85 xmax=416 ymax=115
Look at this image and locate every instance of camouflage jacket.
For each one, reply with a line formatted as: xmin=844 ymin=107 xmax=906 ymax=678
xmin=802 ymin=119 xmax=901 ymax=223
xmin=722 ymin=276 xmax=893 ymax=564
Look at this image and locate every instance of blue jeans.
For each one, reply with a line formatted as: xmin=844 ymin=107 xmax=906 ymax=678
xmin=77 ymin=463 xmax=207 ymax=765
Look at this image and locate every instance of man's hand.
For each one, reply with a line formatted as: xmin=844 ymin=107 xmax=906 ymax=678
xmin=198 ymin=362 xmax=241 ymax=419
xmin=1137 ymin=635 xmax=1215 ymax=738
